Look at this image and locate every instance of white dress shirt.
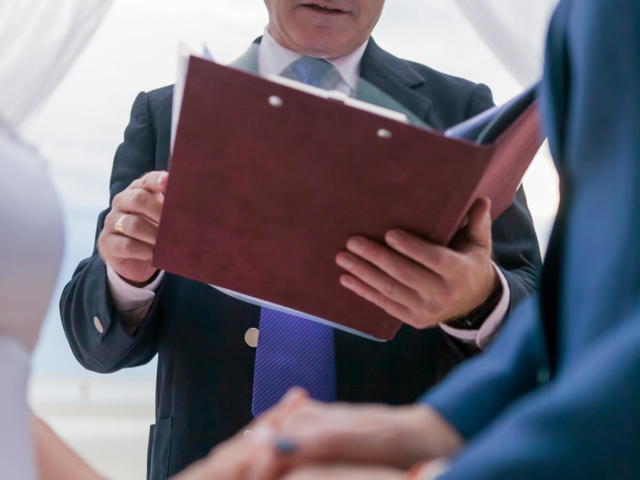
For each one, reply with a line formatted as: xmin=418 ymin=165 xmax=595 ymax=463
xmin=259 ymin=26 xmax=368 ymax=97
xmin=107 ymin=27 xmax=511 ymax=348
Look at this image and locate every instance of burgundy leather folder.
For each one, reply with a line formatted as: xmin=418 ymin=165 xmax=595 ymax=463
xmin=153 ymin=56 xmax=543 ymax=341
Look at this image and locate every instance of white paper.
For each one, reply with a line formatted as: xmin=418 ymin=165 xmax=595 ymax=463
xmin=171 ymin=44 xmax=216 ymax=153
xmin=211 ymin=286 xmax=385 ymax=342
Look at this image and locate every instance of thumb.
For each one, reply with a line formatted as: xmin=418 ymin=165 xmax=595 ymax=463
xmin=130 ymin=171 xmax=169 ymax=194
xmin=465 ymin=198 xmax=492 ymax=251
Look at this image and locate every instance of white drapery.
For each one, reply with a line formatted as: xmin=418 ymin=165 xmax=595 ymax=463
xmin=0 ymin=0 xmax=114 ymax=130
xmin=454 ymin=0 xmax=560 ymax=87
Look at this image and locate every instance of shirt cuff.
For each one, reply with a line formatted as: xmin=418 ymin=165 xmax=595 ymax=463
xmin=438 ymin=263 xmax=510 ymax=350
xmin=106 ymin=263 xmax=165 ymax=313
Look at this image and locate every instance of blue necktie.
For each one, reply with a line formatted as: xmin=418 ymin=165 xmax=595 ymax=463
xmin=279 ymin=56 xmax=343 ymax=90
xmin=252 ymin=57 xmax=339 ymax=418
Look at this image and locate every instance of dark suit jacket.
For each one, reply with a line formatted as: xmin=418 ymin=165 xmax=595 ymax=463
xmin=423 ymin=1 xmax=640 ymax=478
xmin=60 ymin=38 xmax=541 ymax=479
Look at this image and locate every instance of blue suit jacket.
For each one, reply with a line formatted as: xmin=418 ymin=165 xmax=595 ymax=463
xmin=423 ymin=0 xmax=640 ymax=478
xmin=60 ymin=39 xmax=541 ymax=479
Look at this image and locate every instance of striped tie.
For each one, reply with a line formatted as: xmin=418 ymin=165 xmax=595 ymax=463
xmin=252 ymin=56 xmax=340 ymax=417
xmin=252 ymin=310 xmax=336 ymax=417
xmin=279 ymin=56 xmax=346 ymax=90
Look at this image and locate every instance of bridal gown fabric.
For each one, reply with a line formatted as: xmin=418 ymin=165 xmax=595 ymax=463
xmin=0 ymin=0 xmax=113 ymax=476
xmin=0 ymin=127 xmax=64 ymax=480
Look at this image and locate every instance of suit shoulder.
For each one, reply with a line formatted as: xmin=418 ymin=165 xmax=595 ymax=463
xmin=146 ymin=85 xmax=174 ymax=110
xmin=139 ymin=85 xmax=174 ymax=135
xmin=402 ymin=59 xmax=494 ymax=125
xmin=406 ymin=60 xmax=488 ymax=99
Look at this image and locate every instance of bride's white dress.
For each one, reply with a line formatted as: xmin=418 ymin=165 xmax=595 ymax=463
xmin=0 ymin=126 xmax=64 ymax=479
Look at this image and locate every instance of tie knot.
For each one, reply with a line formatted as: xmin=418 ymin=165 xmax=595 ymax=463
xmin=280 ymin=56 xmax=341 ymax=90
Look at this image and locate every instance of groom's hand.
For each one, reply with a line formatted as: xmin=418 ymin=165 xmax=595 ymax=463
xmin=269 ymin=398 xmax=463 ymax=471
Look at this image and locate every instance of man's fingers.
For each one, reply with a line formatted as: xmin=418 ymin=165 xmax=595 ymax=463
xmin=342 ymin=237 xmax=446 ymax=292
xmin=113 ymin=188 xmax=164 ymax=224
xmin=465 ymin=198 xmax=492 ymax=250
xmin=336 ymin=252 xmax=424 ymax=309
xmin=339 ymin=274 xmax=415 ymax=326
xmin=129 ymin=171 xmax=168 ymax=194
xmin=105 ymin=235 xmax=154 ymax=261
xmin=384 ymin=231 xmax=459 ymax=277
xmin=111 ymin=214 xmax=159 ymax=246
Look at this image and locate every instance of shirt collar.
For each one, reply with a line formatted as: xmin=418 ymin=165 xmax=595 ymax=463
xmin=258 ymin=26 xmax=369 ymax=93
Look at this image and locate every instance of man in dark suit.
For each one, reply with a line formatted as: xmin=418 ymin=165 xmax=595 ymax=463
xmin=261 ymin=0 xmax=640 ymax=478
xmin=60 ymin=1 xmax=541 ymax=478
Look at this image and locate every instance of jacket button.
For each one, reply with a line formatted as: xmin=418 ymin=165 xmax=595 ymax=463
xmin=94 ymin=317 xmax=104 ymax=334
xmin=245 ymin=328 xmax=259 ymax=348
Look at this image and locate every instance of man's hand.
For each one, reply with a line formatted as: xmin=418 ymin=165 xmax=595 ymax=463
xmin=336 ymin=198 xmax=499 ymax=329
xmin=269 ymin=398 xmax=463 ymax=471
xmin=98 ymin=171 xmax=168 ymax=285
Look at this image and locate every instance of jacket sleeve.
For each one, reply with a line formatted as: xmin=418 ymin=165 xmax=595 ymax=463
xmin=433 ymin=316 xmax=640 ymax=480
xmin=469 ymin=83 xmax=543 ymax=320
xmin=427 ymin=0 xmax=640 ymax=475
xmin=60 ymin=92 xmax=162 ymax=373
xmin=422 ymin=295 xmax=546 ymax=439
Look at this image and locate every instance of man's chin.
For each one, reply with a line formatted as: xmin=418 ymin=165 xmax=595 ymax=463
xmin=291 ymin=31 xmax=358 ymax=58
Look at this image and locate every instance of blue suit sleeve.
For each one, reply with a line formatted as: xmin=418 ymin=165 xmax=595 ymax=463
xmin=426 ymin=0 xmax=640 ymax=476
xmin=60 ymin=92 xmax=162 ymax=373
xmin=437 ymin=316 xmax=640 ymax=480
xmin=422 ymin=296 xmax=546 ymax=439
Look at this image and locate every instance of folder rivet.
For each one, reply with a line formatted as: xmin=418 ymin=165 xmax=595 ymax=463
xmin=377 ymin=128 xmax=393 ymax=139
xmin=269 ymin=95 xmax=284 ymax=108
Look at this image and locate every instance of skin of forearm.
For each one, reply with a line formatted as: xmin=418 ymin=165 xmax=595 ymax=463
xmin=31 ymin=414 xmax=105 ymax=480
xmin=400 ymin=405 xmax=464 ymax=464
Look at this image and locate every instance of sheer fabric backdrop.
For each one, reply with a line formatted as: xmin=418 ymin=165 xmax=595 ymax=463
xmin=0 ymin=0 xmax=113 ymax=131
xmin=454 ymin=0 xmax=560 ymax=87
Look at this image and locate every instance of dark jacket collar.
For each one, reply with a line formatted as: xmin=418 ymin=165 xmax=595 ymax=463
xmin=251 ymin=36 xmax=433 ymax=120
xmin=360 ymin=38 xmax=432 ymax=120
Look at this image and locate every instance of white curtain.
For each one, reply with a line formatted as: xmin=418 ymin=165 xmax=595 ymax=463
xmin=454 ymin=0 xmax=560 ymax=87
xmin=0 ymin=0 xmax=114 ymax=131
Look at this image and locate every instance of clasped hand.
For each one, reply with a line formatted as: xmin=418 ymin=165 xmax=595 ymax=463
xmin=173 ymin=389 xmax=462 ymax=480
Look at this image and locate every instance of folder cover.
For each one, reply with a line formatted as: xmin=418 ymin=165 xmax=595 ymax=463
xmin=153 ymin=56 xmax=543 ymax=341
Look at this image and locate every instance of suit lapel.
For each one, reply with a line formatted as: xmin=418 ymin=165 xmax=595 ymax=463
xmin=360 ymin=39 xmax=432 ymax=121
xmin=229 ymin=39 xmax=261 ymax=74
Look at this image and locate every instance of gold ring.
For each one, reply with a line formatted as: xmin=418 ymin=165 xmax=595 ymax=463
xmin=114 ymin=215 xmax=126 ymax=234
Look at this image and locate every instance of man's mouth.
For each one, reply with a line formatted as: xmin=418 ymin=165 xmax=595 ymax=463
xmin=300 ymin=3 xmax=349 ymax=15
